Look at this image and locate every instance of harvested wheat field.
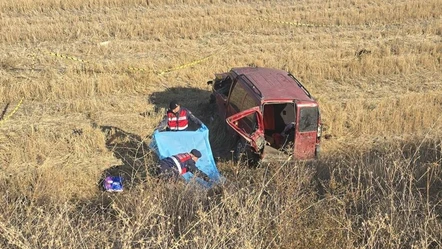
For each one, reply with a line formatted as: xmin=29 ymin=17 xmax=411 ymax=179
xmin=1 ymin=0 xmax=442 ymax=248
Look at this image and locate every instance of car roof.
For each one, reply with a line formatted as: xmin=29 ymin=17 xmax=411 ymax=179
xmin=231 ymin=67 xmax=314 ymax=102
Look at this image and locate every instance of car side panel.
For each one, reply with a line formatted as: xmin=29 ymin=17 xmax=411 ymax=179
xmin=214 ymin=91 xmax=227 ymax=119
xmin=294 ymin=131 xmax=317 ymax=159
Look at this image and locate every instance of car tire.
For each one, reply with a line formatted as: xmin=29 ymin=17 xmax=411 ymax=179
xmin=233 ymin=138 xmax=258 ymax=166
xmin=233 ymin=138 xmax=245 ymax=162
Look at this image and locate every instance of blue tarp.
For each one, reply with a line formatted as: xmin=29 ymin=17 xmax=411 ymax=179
xmin=149 ymin=124 xmax=223 ymax=188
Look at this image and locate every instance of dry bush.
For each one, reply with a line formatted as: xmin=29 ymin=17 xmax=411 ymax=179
xmin=2 ymin=137 xmax=441 ymax=248
xmin=313 ymin=136 xmax=442 ymax=248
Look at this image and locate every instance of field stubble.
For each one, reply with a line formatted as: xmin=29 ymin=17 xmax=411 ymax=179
xmin=1 ymin=0 xmax=442 ymax=248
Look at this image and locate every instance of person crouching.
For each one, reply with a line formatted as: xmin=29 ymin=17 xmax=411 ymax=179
xmin=157 ymin=149 xmax=210 ymax=182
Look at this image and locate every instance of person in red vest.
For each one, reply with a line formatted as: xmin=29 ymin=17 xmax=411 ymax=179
xmin=156 ymin=100 xmax=203 ymax=131
xmin=157 ymin=149 xmax=210 ymax=182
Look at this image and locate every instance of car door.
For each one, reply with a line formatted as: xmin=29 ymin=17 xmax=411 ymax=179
xmin=225 ymin=78 xmax=244 ymax=119
xmin=293 ymin=105 xmax=319 ymax=159
xmin=212 ymin=74 xmax=233 ymax=118
xmin=226 ymin=106 xmax=265 ymax=152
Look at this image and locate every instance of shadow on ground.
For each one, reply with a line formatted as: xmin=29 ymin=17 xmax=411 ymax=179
xmin=98 ymin=125 xmax=158 ymax=191
xmin=148 ymin=87 xmax=235 ymax=160
xmin=148 ymin=86 xmax=215 ymax=124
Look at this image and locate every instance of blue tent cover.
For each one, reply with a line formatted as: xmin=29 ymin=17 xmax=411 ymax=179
xmin=149 ymin=124 xmax=223 ymax=187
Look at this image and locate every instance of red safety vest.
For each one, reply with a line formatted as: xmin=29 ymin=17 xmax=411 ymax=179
xmin=171 ymin=153 xmax=192 ymax=174
xmin=167 ymin=109 xmax=188 ymax=131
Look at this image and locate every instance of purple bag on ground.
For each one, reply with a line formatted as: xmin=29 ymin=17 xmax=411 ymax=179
xmin=104 ymin=176 xmax=123 ymax=192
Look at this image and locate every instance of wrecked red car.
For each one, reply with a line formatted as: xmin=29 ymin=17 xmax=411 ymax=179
xmin=208 ymin=67 xmax=322 ymax=163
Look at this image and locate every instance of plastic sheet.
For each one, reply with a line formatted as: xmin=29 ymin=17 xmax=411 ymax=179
xmin=149 ymin=124 xmax=223 ymax=187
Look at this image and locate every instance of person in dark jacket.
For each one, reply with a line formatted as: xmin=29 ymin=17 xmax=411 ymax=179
xmin=157 ymin=149 xmax=210 ymax=182
xmin=156 ymin=100 xmax=203 ymax=131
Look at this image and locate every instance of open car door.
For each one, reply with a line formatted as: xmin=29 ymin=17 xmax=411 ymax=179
xmin=293 ymin=105 xmax=319 ymax=159
xmin=226 ymin=106 xmax=265 ymax=152
xmin=210 ymin=73 xmax=233 ymax=119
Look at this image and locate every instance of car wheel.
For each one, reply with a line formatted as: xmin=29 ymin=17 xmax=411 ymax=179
xmin=233 ymin=138 xmax=246 ymax=162
xmin=233 ymin=138 xmax=258 ymax=166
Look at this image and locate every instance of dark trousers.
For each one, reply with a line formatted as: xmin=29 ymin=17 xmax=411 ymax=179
xmin=157 ymin=161 xmax=180 ymax=180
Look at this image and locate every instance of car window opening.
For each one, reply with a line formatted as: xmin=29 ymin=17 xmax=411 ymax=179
xmin=263 ymin=103 xmax=296 ymax=150
xmin=214 ymin=76 xmax=232 ymax=98
xmin=243 ymin=112 xmax=258 ymax=134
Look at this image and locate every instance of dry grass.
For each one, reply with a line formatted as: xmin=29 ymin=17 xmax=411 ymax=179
xmin=1 ymin=0 xmax=442 ymax=248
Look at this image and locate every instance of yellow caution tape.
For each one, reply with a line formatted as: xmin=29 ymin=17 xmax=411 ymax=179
xmin=128 ymin=53 xmax=215 ymax=75
xmin=0 ymin=97 xmax=24 ymax=127
xmin=155 ymin=54 xmax=215 ymax=75
xmin=128 ymin=66 xmax=147 ymax=72
xmin=43 ymin=49 xmax=214 ymax=75
xmin=255 ymin=17 xmax=335 ymax=28
xmin=48 ymin=51 xmax=88 ymax=63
